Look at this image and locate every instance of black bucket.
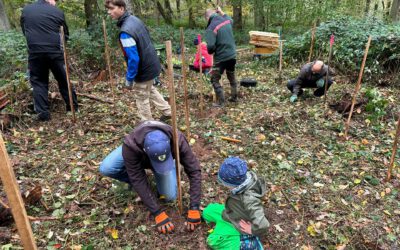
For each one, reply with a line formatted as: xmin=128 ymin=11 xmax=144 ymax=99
xmin=240 ymin=78 xmax=257 ymax=87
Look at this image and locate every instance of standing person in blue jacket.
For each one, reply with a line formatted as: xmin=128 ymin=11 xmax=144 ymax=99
xmin=105 ymin=0 xmax=171 ymax=122
xmin=20 ymin=0 xmax=78 ymax=121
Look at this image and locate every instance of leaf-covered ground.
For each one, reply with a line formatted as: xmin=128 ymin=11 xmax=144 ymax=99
xmin=1 ymin=51 xmax=400 ymax=250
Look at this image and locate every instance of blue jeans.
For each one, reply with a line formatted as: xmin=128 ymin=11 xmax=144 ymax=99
xmin=99 ymin=145 xmax=177 ymax=201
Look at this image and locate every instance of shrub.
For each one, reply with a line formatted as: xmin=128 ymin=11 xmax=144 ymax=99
xmin=68 ymin=28 xmax=109 ymax=72
xmin=284 ymin=16 xmax=400 ymax=86
xmin=0 ymin=31 xmax=27 ymax=87
xmin=364 ymin=87 xmax=389 ymax=122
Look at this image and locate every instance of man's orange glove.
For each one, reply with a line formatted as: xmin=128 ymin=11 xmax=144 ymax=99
xmin=186 ymin=207 xmax=201 ymax=231
xmin=155 ymin=211 xmax=174 ymax=234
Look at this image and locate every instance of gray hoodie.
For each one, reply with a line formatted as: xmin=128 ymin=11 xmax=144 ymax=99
xmin=222 ymin=171 xmax=269 ymax=237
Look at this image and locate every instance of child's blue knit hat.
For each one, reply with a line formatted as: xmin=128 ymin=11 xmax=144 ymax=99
xmin=218 ymin=157 xmax=248 ymax=187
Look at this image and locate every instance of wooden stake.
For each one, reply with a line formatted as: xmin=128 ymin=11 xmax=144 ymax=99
xmin=102 ymin=19 xmax=115 ymax=100
xmin=308 ymin=22 xmax=316 ymax=63
xmin=387 ymin=115 xmax=400 ymax=181
xmin=165 ymin=41 xmax=183 ymax=214
xmin=180 ymin=28 xmax=191 ymax=139
xmin=76 ymin=92 xmax=114 ymax=104
xmin=279 ymin=40 xmax=284 ymax=84
xmin=324 ymin=34 xmax=335 ymax=107
xmin=344 ymin=36 xmax=372 ymax=139
xmin=60 ymin=26 xmax=76 ymax=123
xmin=220 ymin=136 xmax=241 ymax=143
xmin=197 ymin=34 xmax=204 ymax=117
xmin=0 ymin=133 xmax=37 ymax=249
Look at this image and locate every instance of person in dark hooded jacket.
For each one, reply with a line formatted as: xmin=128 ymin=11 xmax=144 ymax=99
xmin=99 ymin=120 xmax=202 ymax=234
xmin=204 ymin=6 xmax=238 ymax=107
xmin=203 ymin=157 xmax=269 ymax=250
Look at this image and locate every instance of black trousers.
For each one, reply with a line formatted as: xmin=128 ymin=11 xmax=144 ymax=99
xmin=287 ymin=78 xmax=333 ymax=97
xmin=210 ymin=58 xmax=237 ymax=90
xmin=28 ymin=53 xmax=78 ymax=119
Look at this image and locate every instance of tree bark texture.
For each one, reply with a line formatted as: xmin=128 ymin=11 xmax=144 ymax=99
xmin=187 ymin=0 xmax=195 ymax=28
xmin=0 ymin=0 xmax=10 ymax=31
xmin=232 ymin=0 xmax=242 ymax=30
xmin=176 ymin=0 xmax=181 ymax=18
xmin=84 ymin=0 xmax=99 ymax=28
xmin=155 ymin=0 xmax=173 ymax=24
xmin=390 ymin=0 xmax=400 ymax=21
xmin=365 ymin=0 xmax=371 ymax=15
xmin=254 ymin=0 xmax=265 ymax=30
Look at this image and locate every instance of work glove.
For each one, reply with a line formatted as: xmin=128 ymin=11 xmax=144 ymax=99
xmin=316 ymin=78 xmax=325 ymax=88
xmin=185 ymin=206 xmax=201 ymax=231
xmin=290 ymin=95 xmax=298 ymax=103
xmin=155 ymin=211 xmax=175 ymax=234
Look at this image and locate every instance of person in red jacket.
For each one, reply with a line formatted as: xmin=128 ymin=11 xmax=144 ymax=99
xmin=99 ymin=121 xmax=202 ymax=234
xmin=192 ymin=37 xmax=213 ymax=74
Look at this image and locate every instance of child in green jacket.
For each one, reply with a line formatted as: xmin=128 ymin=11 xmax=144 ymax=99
xmin=203 ymin=157 xmax=269 ymax=250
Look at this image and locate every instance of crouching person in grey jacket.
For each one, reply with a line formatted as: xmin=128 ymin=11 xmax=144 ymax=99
xmin=287 ymin=60 xmax=334 ymax=103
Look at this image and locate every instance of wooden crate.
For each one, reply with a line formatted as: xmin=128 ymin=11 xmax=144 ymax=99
xmin=254 ymin=46 xmax=276 ymax=54
xmin=249 ymin=31 xmax=280 ymax=50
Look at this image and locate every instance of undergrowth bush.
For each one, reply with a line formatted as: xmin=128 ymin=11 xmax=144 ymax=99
xmin=0 ymin=31 xmax=27 ymax=87
xmin=284 ymin=16 xmax=400 ymax=85
xmin=68 ymin=28 xmax=109 ymax=72
xmin=364 ymin=87 xmax=389 ymax=122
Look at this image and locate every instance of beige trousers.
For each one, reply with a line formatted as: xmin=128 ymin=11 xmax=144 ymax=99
xmin=133 ymin=80 xmax=171 ymax=121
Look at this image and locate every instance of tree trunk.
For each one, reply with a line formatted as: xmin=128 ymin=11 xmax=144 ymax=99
xmin=390 ymin=0 xmax=400 ymax=22
xmin=365 ymin=0 xmax=371 ymax=15
xmin=164 ymin=0 xmax=174 ymax=18
xmin=176 ymin=0 xmax=181 ymax=18
xmin=254 ymin=0 xmax=265 ymax=30
xmin=0 ymin=0 xmax=10 ymax=31
xmin=187 ymin=0 xmax=195 ymax=28
xmin=84 ymin=0 xmax=99 ymax=28
xmin=125 ymin=0 xmax=133 ymax=13
xmin=155 ymin=0 xmax=173 ymax=24
xmin=232 ymin=0 xmax=242 ymax=30
xmin=386 ymin=0 xmax=392 ymax=17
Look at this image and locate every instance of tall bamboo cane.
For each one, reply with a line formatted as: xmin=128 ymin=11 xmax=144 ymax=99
xmin=279 ymin=40 xmax=284 ymax=84
xmin=180 ymin=28 xmax=191 ymax=139
xmin=165 ymin=41 xmax=183 ymax=214
xmin=60 ymin=26 xmax=76 ymax=123
xmin=308 ymin=22 xmax=316 ymax=63
xmin=344 ymin=36 xmax=372 ymax=139
xmin=387 ymin=115 xmax=400 ymax=181
xmin=198 ymin=34 xmax=204 ymax=117
xmin=102 ymin=19 xmax=115 ymax=100
xmin=324 ymin=34 xmax=335 ymax=107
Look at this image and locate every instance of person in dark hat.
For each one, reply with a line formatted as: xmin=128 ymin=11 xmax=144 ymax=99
xmin=99 ymin=120 xmax=202 ymax=234
xmin=202 ymin=157 xmax=269 ymax=249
